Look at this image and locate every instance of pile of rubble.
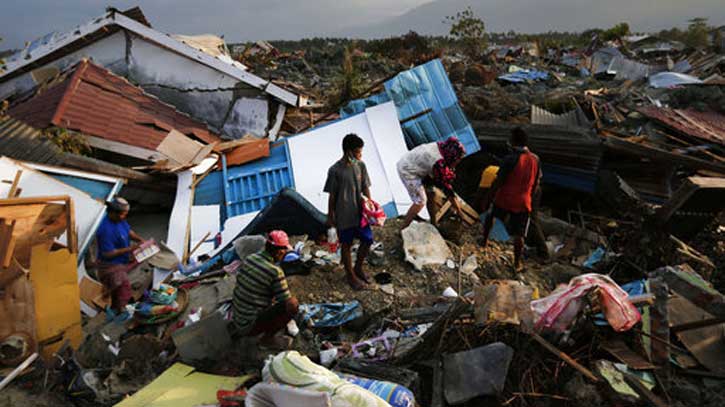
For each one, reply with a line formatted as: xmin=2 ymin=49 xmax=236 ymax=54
xmin=0 ymin=5 xmax=724 ymax=407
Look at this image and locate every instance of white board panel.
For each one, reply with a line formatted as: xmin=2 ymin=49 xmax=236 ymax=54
xmin=287 ymin=113 xmax=394 ymax=215
xmin=190 ymin=205 xmax=220 ymax=259
xmin=365 ymin=102 xmax=417 ymax=216
xmin=166 ymin=170 xmax=193 ymax=258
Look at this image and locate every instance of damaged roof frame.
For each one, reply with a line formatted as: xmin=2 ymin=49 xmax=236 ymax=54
xmin=0 ymin=8 xmax=301 ymax=107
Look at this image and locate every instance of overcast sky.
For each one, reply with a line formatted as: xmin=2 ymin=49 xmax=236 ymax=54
xmin=1 ymin=0 xmax=724 ymax=50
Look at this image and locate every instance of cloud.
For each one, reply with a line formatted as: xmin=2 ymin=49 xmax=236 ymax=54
xmin=1 ymin=0 xmax=723 ymax=50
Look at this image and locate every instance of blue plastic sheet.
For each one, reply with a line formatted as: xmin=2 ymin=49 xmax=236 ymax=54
xmin=299 ymin=301 xmax=363 ymax=327
xmin=583 ymin=247 xmax=606 ymax=269
xmin=498 ymin=69 xmax=549 ymax=83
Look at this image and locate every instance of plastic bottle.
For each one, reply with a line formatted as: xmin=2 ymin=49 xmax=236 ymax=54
xmin=327 ymin=227 xmax=338 ymax=253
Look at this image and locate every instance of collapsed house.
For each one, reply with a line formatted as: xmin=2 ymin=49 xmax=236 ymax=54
xmin=0 ymin=7 xmax=304 ymax=140
xmin=0 ymin=6 xmax=724 ymax=407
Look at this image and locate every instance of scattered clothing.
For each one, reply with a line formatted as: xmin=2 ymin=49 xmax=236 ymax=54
xmin=324 ymin=158 xmax=371 ymax=231
xmin=531 ymin=273 xmax=641 ymax=333
xmin=232 ymin=250 xmax=292 ymax=333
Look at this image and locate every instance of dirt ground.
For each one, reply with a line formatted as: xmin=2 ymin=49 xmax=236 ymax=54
xmin=0 ymin=385 xmax=75 ymax=407
xmin=287 ymin=217 xmax=573 ymax=316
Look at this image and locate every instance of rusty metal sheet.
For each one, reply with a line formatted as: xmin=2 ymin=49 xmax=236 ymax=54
xmin=639 ymin=106 xmax=725 ymax=147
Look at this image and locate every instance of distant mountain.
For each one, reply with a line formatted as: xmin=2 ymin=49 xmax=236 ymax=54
xmin=337 ymin=0 xmax=725 ymax=38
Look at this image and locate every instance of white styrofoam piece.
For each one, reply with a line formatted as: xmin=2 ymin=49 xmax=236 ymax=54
xmin=287 ymin=108 xmax=395 ymax=215
xmin=166 ymin=170 xmax=194 ymax=258
xmin=0 ymin=157 xmax=106 ymax=261
xmin=190 ymin=205 xmax=220 ymax=258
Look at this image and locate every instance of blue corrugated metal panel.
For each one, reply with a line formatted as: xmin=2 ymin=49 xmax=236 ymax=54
xmin=340 ymin=59 xmax=480 ymax=155
xmin=45 ymin=173 xmax=114 ymax=201
xmin=542 ymin=164 xmax=597 ymax=193
xmin=194 ymin=141 xmax=294 ymax=222
xmin=340 ymin=93 xmax=391 ymax=117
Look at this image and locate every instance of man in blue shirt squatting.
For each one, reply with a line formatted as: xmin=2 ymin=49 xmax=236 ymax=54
xmin=95 ymin=197 xmax=145 ymax=316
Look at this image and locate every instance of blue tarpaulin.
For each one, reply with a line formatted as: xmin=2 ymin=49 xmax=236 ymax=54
xmin=299 ymin=301 xmax=363 ymax=327
xmin=498 ymin=69 xmax=549 ymax=83
xmin=341 ymin=59 xmax=480 ymax=155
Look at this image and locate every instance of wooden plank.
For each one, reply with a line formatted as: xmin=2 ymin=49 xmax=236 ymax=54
xmin=0 ymin=195 xmax=71 ymax=206
xmin=7 ymin=170 xmax=22 ymax=198
xmin=213 ymin=136 xmax=256 ymax=153
xmin=434 ymin=201 xmax=452 ymax=224
xmin=602 ymin=339 xmax=655 ymax=370
xmin=156 ymin=129 xmax=206 ymax=166
xmin=66 ymin=197 xmax=76 ymax=254
xmin=186 ymin=231 xmax=211 ymax=262
xmin=531 ymin=333 xmax=599 ymax=382
xmin=0 ymin=203 xmax=67 ymax=267
xmin=668 ymin=296 xmax=725 ymax=374
xmin=223 ymin=139 xmax=270 ymax=167
xmin=0 ymin=220 xmax=16 ymax=268
xmin=649 ymin=277 xmax=671 ymax=381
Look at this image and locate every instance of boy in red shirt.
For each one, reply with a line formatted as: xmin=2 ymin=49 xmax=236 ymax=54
xmin=480 ymin=128 xmax=541 ymax=272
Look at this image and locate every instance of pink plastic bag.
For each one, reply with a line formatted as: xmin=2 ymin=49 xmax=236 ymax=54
xmin=360 ymin=197 xmax=386 ymax=228
xmin=530 ymin=274 xmax=641 ymax=333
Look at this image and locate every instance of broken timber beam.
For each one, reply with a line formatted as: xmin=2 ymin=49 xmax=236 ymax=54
xmin=657 ymin=266 xmax=725 ymax=318
xmin=531 ymin=333 xmax=599 ymax=382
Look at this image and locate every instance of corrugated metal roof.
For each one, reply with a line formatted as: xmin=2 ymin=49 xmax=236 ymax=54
xmin=639 ymin=107 xmax=725 ymax=147
xmin=531 ymin=105 xmax=591 ymax=128
xmin=194 ymin=141 xmax=294 ymax=222
xmin=340 ymin=59 xmax=481 ymax=155
xmin=8 ymin=60 xmax=221 ymax=150
xmin=0 ymin=115 xmax=65 ymax=166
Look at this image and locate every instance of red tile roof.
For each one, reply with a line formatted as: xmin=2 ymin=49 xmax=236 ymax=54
xmin=639 ymin=106 xmax=725 ymax=147
xmin=9 ymin=59 xmax=221 ymax=151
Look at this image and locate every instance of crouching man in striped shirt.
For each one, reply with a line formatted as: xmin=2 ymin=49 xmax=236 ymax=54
xmin=232 ymin=230 xmax=299 ymax=349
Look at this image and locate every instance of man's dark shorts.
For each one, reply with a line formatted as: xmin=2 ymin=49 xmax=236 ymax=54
xmin=339 ymin=225 xmax=374 ymax=245
xmin=492 ymin=205 xmax=530 ymax=237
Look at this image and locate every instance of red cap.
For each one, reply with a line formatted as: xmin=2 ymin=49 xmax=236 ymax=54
xmin=267 ymin=230 xmax=292 ymax=250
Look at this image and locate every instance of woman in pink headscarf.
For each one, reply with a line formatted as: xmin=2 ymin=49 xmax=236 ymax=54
xmin=396 ymin=136 xmax=466 ymax=228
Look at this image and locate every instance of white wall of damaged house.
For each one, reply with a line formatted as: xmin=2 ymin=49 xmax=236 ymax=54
xmin=0 ymin=30 xmax=279 ymax=139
